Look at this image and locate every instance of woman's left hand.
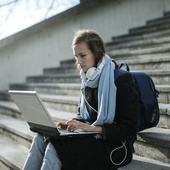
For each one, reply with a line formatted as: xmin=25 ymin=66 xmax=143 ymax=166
xmin=65 ymin=120 xmax=102 ymax=134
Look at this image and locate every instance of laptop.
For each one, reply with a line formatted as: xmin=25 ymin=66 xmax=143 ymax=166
xmin=8 ymin=90 xmax=98 ymax=138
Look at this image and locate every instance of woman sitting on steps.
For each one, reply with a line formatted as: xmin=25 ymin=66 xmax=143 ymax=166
xmin=23 ymin=29 xmax=140 ymax=170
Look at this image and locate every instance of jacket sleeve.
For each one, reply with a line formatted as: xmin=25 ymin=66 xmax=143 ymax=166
xmin=102 ymin=73 xmax=140 ymax=143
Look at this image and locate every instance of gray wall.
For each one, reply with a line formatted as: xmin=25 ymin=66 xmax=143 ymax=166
xmin=0 ymin=0 xmax=170 ymax=90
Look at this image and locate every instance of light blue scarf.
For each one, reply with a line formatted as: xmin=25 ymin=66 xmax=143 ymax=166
xmin=80 ymin=54 xmax=116 ymax=126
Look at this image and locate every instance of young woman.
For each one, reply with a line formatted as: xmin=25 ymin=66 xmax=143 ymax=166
xmin=23 ymin=29 xmax=140 ymax=170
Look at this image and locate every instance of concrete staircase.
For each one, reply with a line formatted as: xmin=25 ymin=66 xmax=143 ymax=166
xmin=0 ymin=12 xmax=170 ymax=170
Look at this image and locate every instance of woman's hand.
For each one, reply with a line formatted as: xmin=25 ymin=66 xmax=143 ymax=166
xmin=64 ymin=120 xmax=102 ymax=134
xmin=56 ymin=121 xmax=68 ymax=129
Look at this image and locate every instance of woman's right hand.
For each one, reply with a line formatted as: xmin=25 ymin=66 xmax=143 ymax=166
xmin=56 ymin=121 xmax=68 ymax=129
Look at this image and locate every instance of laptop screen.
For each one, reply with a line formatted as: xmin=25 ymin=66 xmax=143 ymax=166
xmin=8 ymin=90 xmax=56 ymax=128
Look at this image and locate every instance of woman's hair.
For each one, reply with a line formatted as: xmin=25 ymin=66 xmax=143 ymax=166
xmin=72 ymin=29 xmax=105 ymax=65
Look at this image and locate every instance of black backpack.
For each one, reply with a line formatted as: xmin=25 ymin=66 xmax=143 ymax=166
xmin=114 ymin=61 xmax=160 ymax=132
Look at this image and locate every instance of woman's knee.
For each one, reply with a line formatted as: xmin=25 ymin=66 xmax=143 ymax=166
xmin=33 ymin=134 xmax=44 ymax=143
xmin=31 ymin=133 xmax=47 ymax=150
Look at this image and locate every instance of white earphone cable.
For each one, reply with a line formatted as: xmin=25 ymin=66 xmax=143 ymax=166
xmin=110 ymin=141 xmax=127 ymax=166
xmin=83 ymin=90 xmax=127 ymax=166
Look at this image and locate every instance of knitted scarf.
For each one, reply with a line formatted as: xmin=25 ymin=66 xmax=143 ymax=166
xmin=80 ymin=54 xmax=116 ymax=126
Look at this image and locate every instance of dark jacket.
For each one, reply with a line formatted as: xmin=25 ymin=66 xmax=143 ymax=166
xmin=81 ymin=72 xmax=139 ymax=144
xmin=51 ymin=72 xmax=140 ymax=170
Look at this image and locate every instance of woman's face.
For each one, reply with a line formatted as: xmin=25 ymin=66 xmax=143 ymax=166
xmin=73 ymin=42 xmax=96 ymax=73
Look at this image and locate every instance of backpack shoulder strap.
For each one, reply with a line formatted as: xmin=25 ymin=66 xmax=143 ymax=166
xmin=113 ymin=60 xmax=129 ymax=80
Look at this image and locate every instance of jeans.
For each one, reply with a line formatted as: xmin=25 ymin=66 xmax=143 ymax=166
xmin=22 ymin=134 xmax=62 ymax=170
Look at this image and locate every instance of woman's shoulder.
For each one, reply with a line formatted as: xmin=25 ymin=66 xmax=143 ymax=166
xmin=115 ymin=72 xmax=135 ymax=86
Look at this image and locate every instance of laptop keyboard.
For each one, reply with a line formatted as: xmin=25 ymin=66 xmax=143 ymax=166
xmin=58 ymin=128 xmax=84 ymax=134
xmin=58 ymin=128 xmax=69 ymax=133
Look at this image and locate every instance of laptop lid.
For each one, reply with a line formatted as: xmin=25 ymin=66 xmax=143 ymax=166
xmin=8 ymin=90 xmax=97 ymax=138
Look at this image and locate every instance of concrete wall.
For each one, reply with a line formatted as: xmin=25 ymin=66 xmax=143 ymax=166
xmin=0 ymin=0 xmax=170 ymax=90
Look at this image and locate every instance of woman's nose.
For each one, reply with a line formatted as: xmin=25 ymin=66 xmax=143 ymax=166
xmin=77 ymin=57 xmax=82 ymax=64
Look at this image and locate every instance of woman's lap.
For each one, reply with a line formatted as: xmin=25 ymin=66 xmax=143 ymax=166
xmin=50 ymin=136 xmax=133 ymax=170
xmin=51 ymin=135 xmax=110 ymax=170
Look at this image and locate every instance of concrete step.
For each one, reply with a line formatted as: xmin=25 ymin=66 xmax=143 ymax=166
xmin=1 ymin=90 xmax=170 ymax=128
xmin=114 ymin=55 xmax=170 ymax=71
xmin=0 ymin=101 xmax=23 ymax=119
xmin=146 ymin=14 xmax=170 ymax=26
xmin=44 ymin=59 xmax=76 ymax=75
xmin=21 ymin=64 xmax=170 ymax=85
xmin=40 ymin=93 xmax=79 ymax=113
xmin=9 ymin=83 xmax=81 ymax=97
xmin=165 ymin=11 xmax=170 ymax=17
xmin=120 ymin=155 xmax=170 ymax=170
xmin=0 ymin=101 xmax=76 ymax=122
xmin=158 ymin=103 xmax=170 ymax=129
xmin=0 ymin=95 xmax=170 ymax=128
xmin=0 ymin=92 xmax=79 ymax=115
xmin=43 ymin=65 xmax=76 ymax=75
xmin=128 ymin=12 xmax=170 ymax=36
xmin=8 ymin=82 xmax=170 ymax=104
xmin=27 ymin=68 xmax=170 ymax=85
xmin=156 ymin=85 xmax=170 ymax=104
xmin=0 ymin=114 xmax=34 ymax=148
xmin=26 ymin=73 xmax=81 ymax=84
xmin=135 ymin=127 xmax=170 ymax=164
xmin=0 ymin=91 xmax=11 ymax=101
xmin=0 ymin=110 xmax=75 ymax=148
xmin=110 ymin=50 xmax=170 ymax=62
xmin=129 ymin=20 xmax=170 ymax=36
xmin=60 ymin=58 xmax=75 ymax=67
xmin=9 ymin=83 xmax=170 ymax=104
xmin=0 ymin=134 xmax=29 ymax=170
xmin=0 ymin=97 xmax=169 ymax=131
xmin=145 ymin=69 xmax=170 ymax=85
xmin=106 ymin=36 xmax=170 ymax=50
xmin=110 ymin=28 xmax=170 ymax=45
xmin=108 ymin=42 xmax=170 ymax=58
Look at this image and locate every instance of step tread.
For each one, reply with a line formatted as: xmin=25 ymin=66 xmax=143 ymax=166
xmin=0 ymin=101 xmax=76 ymax=121
xmin=109 ymin=42 xmax=170 ymax=56
xmin=129 ymin=21 xmax=170 ymax=34
xmin=111 ymin=28 xmax=170 ymax=44
xmin=117 ymin=54 xmax=170 ymax=63
xmin=145 ymin=69 xmax=170 ymax=75
xmin=156 ymin=85 xmax=170 ymax=92
xmin=0 ymin=111 xmax=170 ymax=149
xmin=146 ymin=16 xmax=170 ymax=26
xmin=27 ymin=72 xmax=79 ymax=78
xmin=0 ymin=111 xmax=75 ymax=143
xmin=0 ymin=114 xmax=35 ymax=140
xmin=40 ymin=93 xmax=79 ymax=101
xmin=120 ymin=155 xmax=170 ymax=170
xmin=10 ymin=82 xmax=81 ymax=89
xmin=7 ymin=92 xmax=79 ymax=105
xmin=157 ymin=103 xmax=170 ymax=116
xmin=1 ymin=97 xmax=170 ymax=116
xmin=108 ymin=36 xmax=170 ymax=49
xmin=138 ymin=127 xmax=170 ymax=148
xmin=10 ymin=83 xmax=170 ymax=91
xmin=0 ymin=134 xmax=28 ymax=170
xmin=10 ymin=82 xmax=170 ymax=93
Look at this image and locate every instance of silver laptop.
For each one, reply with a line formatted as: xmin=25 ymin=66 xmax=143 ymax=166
xmin=8 ymin=90 xmax=97 ymax=138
